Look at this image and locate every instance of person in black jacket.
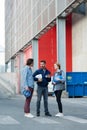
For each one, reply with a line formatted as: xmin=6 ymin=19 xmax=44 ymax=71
xmin=33 ymin=60 xmax=52 ymax=117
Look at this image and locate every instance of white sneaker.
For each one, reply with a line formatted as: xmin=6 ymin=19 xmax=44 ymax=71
xmin=24 ymin=113 xmax=34 ymax=118
xmin=55 ymin=113 xmax=64 ymax=117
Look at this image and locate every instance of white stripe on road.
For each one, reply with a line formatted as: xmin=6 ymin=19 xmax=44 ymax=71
xmin=63 ymin=116 xmax=87 ymax=123
xmin=63 ymin=100 xmax=87 ymax=106
xmin=0 ymin=115 xmax=20 ymax=125
xmin=33 ymin=116 xmax=87 ymax=124
xmin=33 ymin=117 xmax=60 ymax=124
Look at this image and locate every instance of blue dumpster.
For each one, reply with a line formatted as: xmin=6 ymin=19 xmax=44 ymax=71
xmin=82 ymin=72 xmax=87 ymax=96
xmin=66 ymin=72 xmax=83 ymax=97
xmin=67 ymin=85 xmax=74 ymax=97
xmin=74 ymin=84 xmax=83 ymax=96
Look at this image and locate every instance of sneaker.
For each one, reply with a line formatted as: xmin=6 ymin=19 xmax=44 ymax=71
xmin=45 ymin=112 xmax=52 ymax=116
xmin=24 ymin=113 xmax=34 ymax=118
xmin=55 ymin=113 xmax=64 ymax=117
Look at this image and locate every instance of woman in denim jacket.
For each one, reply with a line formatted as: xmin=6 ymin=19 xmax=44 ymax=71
xmin=52 ymin=63 xmax=65 ymax=117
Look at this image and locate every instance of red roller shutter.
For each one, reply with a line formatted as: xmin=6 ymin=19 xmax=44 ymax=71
xmin=66 ymin=14 xmax=72 ymax=72
xmin=38 ymin=26 xmax=57 ymax=75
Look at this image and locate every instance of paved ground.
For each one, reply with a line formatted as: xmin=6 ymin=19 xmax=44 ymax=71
xmin=0 ymin=95 xmax=87 ymax=130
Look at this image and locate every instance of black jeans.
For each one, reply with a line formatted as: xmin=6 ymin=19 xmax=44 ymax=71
xmin=54 ymin=90 xmax=63 ymax=113
xmin=36 ymin=86 xmax=49 ymax=114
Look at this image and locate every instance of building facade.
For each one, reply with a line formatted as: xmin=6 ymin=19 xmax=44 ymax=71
xmin=0 ymin=46 xmax=5 ymax=72
xmin=5 ymin=0 xmax=87 ymax=93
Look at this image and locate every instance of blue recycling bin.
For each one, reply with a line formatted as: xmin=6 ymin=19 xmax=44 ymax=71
xmin=66 ymin=72 xmax=83 ymax=97
xmin=82 ymin=72 xmax=87 ymax=96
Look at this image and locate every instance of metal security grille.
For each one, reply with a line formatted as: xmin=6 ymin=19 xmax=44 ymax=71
xmin=58 ymin=0 xmax=87 ymax=18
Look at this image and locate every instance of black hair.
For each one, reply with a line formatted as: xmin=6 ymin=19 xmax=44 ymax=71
xmin=26 ymin=58 xmax=34 ymax=66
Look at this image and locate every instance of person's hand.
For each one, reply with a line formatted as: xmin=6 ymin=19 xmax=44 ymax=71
xmin=45 ymin=74 xmax=51 ymax=78
xmin=25 ymin=86 xmax=29 ymax=90
xmin=38 ymin=78 xmax=42 ymax=82
xmin=55 ymin=77 xmax=60 ymax=80
xmin=52 ymin=82 xmax=56 ymax=85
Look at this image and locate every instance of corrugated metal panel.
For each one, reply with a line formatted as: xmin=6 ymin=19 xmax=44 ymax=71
xmin=49 ymin=0 xmax=56 ymax=22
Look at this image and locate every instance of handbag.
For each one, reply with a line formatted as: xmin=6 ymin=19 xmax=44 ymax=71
xmin=22 ymin=89 xmax=31 ymax=98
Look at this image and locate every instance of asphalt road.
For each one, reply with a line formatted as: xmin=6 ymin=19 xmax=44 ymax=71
xmin=0 ymin=94 xmax=87 ymax=130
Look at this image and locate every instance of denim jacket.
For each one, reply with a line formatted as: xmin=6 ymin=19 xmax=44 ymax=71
xmin=52 ymin=70 xmax=65 ymax=91
xmin=22 ymin=65 xmax=34 ymax=89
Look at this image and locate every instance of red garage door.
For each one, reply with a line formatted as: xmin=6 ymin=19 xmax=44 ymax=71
xmin=38 ymin=26 xmax=57 ymax=75
xmin=66 ymin=14 xmax=72 ymax=72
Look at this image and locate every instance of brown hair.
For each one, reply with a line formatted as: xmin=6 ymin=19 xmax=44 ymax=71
xmin=55 ymin=63 xmax=61 ymax=69
xmin=26 ymin=58 xmax=34 ymax=66
xmin=40 ymin=60 xmax=46 ymax=64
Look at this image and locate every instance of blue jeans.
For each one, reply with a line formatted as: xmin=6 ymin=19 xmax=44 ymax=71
xmin=36 ymin=86 xmax=49 ymax=114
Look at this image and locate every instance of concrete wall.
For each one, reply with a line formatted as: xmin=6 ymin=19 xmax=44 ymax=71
xmin=0 ymin=72 xmax=18 ymax=98
xmin=72 ymin=5 xmax=87 ymax=71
